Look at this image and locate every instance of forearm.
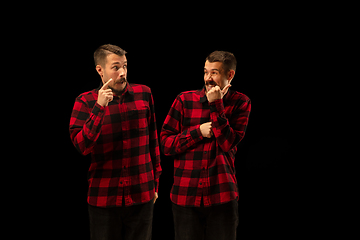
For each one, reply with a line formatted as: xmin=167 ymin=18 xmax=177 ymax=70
xmin=161 ymin=124 xmax=203 ymax=156
xmin=69 ymin=102 xmax=105 ymax=155
xmin=149 ymin=135 xmax=162 ymax=192
xmin=209 ymin=99 xmax=249 ymax=152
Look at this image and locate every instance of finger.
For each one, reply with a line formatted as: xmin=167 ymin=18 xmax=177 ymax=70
xmin=101 ymin=78 xmax=113 ymax=90
xmin=221 ymin=84 xmax=232 ymax=94
xmin=100 ymin=89 xmax=113 ymax=94
xmin=207 ymin=87 xmax=215 ymax=94
xmin=106 ymin=94 xmax=113 ymax=101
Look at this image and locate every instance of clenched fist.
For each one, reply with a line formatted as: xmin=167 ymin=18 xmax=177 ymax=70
xmin=200 ymin=122 xmax=213 ymax=138
xmin=206 ymin=84 xmax=231 ymax=103
xmin=97 ymin=78 xmax=114 ymax=107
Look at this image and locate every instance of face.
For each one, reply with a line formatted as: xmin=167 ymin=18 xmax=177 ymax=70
xmin=204 ymin=61 xmax=234 ymax=93
xmin=96 ymin=53 xmax=128 ymax=94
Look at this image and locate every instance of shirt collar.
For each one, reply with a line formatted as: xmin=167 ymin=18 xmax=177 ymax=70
xmin=123 ymin=81 xmax=134 ymax=95
xmin=199 ymin=86 xmax=208 ymax=103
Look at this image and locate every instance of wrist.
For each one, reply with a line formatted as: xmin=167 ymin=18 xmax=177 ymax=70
xmin=93 ymin=102 xmax=105 ymax=113
xmin=209 ymin=99 xmax=224 ymax=112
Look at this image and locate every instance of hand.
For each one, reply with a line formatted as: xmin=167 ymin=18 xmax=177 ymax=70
xmin=153 ymin=192 xmax=158 ymax=204
xmin=97 ymin=78 xmax=114 ymax=107
xmin=200 ymin=122 xmax=213 ymax=138
xmin=206 ymin=84 xmax=231 ymax=103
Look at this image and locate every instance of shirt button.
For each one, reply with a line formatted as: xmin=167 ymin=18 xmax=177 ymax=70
xmin=199 ymin=182 xmax=202 ymax=185
xmin=204 ymin=151 xmax=207 ymax=154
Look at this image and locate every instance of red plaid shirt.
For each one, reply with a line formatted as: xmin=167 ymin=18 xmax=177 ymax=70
xmin=69 ymin=83 xmax=161 ymax=207
xmin=160 ymin=87 xmax=251 ymax=207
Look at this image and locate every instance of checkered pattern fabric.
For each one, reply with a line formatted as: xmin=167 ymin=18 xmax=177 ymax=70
xmin=160 ymin=87 xmax=251 ymax=207
xmin=70 ymin=83 xmax=161 ymax=207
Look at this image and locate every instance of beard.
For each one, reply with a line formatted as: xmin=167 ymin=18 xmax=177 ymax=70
xmin=109 ymin=77 xmax=127 ymax=95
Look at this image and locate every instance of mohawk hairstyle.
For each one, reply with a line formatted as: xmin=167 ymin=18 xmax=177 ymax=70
xmin=94 ymin=44 xmax=127 ymax=67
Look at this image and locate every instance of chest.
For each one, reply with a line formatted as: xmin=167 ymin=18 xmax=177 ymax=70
xmin=182 ymin=101 xmax=233 ymax=126
xmin=101 ymin=97 xmax=150 ymax=135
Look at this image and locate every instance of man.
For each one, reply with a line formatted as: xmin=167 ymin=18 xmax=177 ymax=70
xmin=69 ymin=44 xmax=161 ymax=240
xmin=161 ymin=51 xmax=251 ymax=240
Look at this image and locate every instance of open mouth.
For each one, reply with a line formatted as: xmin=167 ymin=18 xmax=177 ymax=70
xmin=206 ymin=82 xmax=217 ymax=91
xmin=116 ymin=78 xmax=126 ymax=84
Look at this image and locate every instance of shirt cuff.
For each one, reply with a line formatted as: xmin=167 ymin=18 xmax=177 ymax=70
xmin=190 ymin=125 xmax=203 ymax=141
xmin=92 ymin=102 xmax=105 ymax=115
xmin=209 ymin=99 xmax=225 ymax=114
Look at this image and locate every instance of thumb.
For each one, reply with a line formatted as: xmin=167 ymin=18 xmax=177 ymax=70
xmin=221 ymin=84 xmax=232 ymax=94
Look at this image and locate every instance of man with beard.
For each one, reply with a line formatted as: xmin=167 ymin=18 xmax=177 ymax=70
xmin=161 ymin=51 xmax=251 ymax=240
xmin=69 ymin=44 xmax=161 ymax=240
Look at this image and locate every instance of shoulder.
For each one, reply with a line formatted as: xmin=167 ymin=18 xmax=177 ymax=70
xmin=227 ymin=90 xmax=251 ymax=111
xmin=128 ymin=84 xmax=154 ymax=103
xmin=129 ymin=83 xmax=152 ymax=93
xmin=176 ymin=89 xmax=201 ymax=102
xmin=76 ymin=89 xmax=98 ymax=105
xmin=228 ymin=90 xmax=250 ymax=103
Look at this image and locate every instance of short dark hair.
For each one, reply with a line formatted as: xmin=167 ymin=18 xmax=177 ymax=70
xmin=94 ymin=44 xmax=127 ymax=67
xmin=205 ymin=51 xmax=237 ymax=73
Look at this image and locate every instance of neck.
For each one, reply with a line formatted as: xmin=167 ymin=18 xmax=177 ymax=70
xmin=111 ymin=82 xmax=127 ymax=96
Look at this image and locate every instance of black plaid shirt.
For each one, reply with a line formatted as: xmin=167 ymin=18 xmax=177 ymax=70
xmin=160 ymin=87 xmax=251 ymax=207
xmin=70 ymin=83 xmax=162 ymax=207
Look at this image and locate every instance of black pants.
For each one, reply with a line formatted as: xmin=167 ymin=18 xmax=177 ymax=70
xmin=88 ymin=201 xmax=153 ymax=240
xmin=172 ymin=200 xmax=239 ymax=240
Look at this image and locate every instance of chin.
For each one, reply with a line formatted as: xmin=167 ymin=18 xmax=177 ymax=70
xmin=114 ymin=82 xmax=127 ymax=92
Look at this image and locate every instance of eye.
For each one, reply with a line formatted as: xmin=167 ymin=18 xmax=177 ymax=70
xmin=123 ymin=65 xmax=127 ymax=69
xmin=113 ymin=66 xmax=119 ymax=70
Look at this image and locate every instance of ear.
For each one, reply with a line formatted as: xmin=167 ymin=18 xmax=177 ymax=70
xmin=227 ymin=69 xmax=235 ymax=83
xmin=95 ymin=65 xmax=104 ymax=79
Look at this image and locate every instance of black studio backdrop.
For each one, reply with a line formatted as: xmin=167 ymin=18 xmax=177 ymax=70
xmin=54 ymin=21 xmax=306 ymax=239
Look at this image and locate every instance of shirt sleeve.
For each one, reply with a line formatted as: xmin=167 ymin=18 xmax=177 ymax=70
xmin=160 ymin=95 xmax=204 ymax=156
xmin=209 ymin=97 xmax=251 ymax=153
xmin=148 ymin=91 xmax=162 ymax=192
xmin=69 ymin=97 xmax=105 ymax=156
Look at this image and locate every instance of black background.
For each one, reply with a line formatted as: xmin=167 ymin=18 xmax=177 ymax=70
xmin=49 ymin=10 xmax=320 ymax=239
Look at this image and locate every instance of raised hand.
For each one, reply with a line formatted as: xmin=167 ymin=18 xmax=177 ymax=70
xmin=206 ymin=84 xmax=231 ymax=103
xmin=97 ymin=78 xmax=114 ymax=107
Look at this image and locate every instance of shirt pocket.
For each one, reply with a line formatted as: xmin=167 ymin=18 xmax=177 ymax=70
xmin=127 ymin=103 xmax=149 ymax=129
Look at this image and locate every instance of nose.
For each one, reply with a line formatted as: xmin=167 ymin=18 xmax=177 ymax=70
xmin=204 ymin=72 xmax=212 ymax=81
xmin=118 ymin=68 xmax=125 ymax=78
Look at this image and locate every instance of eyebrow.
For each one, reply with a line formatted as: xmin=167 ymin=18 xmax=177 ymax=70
xmin=204 ymin=67 xmax=220 ymax=72
xmin=112 ymin=61 xmax=127 ymax=66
